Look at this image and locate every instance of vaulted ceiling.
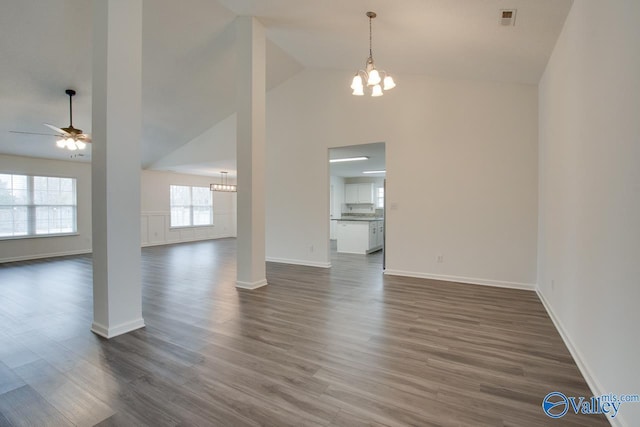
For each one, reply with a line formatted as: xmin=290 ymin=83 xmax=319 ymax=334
xmin=0 ymin=0 xmax=572 ymax=170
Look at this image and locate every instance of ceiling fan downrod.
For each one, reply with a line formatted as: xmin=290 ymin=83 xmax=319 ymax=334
xmin=65 ymin=89 xmax=75 ymax=128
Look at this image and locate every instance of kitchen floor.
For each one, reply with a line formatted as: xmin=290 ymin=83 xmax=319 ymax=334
xmin=330 ymin=239 xmax=383 ymax=270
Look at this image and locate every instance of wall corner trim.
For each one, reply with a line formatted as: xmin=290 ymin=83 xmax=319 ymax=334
xmin=91 ymin=318 xmax=145 ymax=339
xmin=236 ymin=279 xmax=268 ymax=290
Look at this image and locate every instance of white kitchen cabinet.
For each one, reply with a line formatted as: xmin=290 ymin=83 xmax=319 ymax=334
xmin=344 ymin=183 xmax=374 ymax=204
xmin=345 ymin=184 xmax=359 ymax=204
xmin=370 ymin=220 xmax=384 ymax=249
xmin=369 ymin=222 xmax=377 ymax=249
xmin=336 ymin=220 xmax=383 ymax=254
xmin=357 ymin=183 xmax=374 ymax=203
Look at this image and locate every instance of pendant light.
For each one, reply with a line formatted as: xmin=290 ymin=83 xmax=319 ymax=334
xmin=350 ymin=11 xmax=396 ymax=97
xmin=210 ymin=171 xmax=237 ymax=192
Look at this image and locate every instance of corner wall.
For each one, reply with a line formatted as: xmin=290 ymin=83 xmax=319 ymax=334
xmin=267 ymin=69 xmax=538 ymax=287
xmin=538 ymin=1 xmax=640 ymax=425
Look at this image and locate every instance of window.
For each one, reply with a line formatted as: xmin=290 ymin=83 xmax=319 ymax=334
xmin=376 ymin=186 xmax=384 ymax=208
xmin=170 ymin=185 xmax=213 ymax=227
xmin=0 ymin=174 xmax=77 ymax=239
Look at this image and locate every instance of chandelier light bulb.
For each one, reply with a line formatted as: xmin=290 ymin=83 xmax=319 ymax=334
xmin=76 ymin=141 xmax=87 ymax=150
xmin=371 ymin=84 xmax=383 ymax=97
xmin=367 ymin=69 xmax=381 ymax=86
xmin=352 ymin=86 xmax=365 ymax=96
xmin=67 ymin=140 xmax=78 ymax=151
xmin=56 ymin=139 xmax=66 ymax=148
xmin=351 ymin=75 xmax=364 ymax=90
xmin=383 ymin=75 xmax=396 ymax=90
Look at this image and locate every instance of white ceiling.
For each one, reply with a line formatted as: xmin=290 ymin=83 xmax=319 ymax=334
xmin=0 ymin=0 xmax=572 ymax=171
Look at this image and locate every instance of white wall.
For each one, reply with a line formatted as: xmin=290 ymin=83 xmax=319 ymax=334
xmin=0 ymin=155 xmax=236 ymax=263
xmin=141 ymin=170 xmax=236 ymax=246
xmin=538 ymin=1 xmax=640 ymax=425
xmin=266 ymin=69 xmax=538 ymax=287
xmin=0 ymin=155 xmax=92 ymax=262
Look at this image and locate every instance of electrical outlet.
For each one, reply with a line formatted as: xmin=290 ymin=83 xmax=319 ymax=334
xmin=437 ymin=255 xmax=443 ymax=263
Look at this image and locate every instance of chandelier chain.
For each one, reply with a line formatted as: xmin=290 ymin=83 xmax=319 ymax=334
xmin=369 ymin=15 xmax=373 ymax=58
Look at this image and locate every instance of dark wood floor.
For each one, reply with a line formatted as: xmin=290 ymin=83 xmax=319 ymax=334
xmin=0 ymin=239 xmax=607 ymax=426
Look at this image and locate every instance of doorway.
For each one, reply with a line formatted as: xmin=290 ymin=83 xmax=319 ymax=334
xmin=328 ymin=142 xmax=386 ymax=271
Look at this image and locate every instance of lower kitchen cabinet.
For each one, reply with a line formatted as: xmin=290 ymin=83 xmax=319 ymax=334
xmin=336 ymin=220 xmax=383 ymax=254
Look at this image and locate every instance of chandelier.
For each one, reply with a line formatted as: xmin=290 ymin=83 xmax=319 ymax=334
xmin=210 ymin=171 xmax=237 ymax=192
xmin=350 ymin=11 xmax=396 ymax=97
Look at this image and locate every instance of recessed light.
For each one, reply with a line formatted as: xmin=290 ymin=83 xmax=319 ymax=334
xmin=329 ymin=156 xmax=369 ymax=163
xmin=363 ymin=170 xmax=385 ymax=174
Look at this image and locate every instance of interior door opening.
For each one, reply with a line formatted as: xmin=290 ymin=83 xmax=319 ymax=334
xmin=328 ymin=142 xmax=386 ymax=271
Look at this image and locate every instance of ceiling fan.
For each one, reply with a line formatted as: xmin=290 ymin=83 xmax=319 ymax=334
xmin=10 ymin=89 xmax=91 ymax=151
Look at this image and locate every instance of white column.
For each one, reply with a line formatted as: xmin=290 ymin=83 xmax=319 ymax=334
xmin=91 ymin=0 xmax=144 ymax=338
xmin=235 ymin=17 xmax=267 ymax=289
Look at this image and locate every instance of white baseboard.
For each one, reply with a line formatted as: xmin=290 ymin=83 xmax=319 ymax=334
xmin=0 ymin=249 xmax=92 ymax=264
xmin=266 ymin=257 xmax=331 ymax=268
xmin=236 ymin=279 xmax=268 ymax=290
xmin=91 ymin=318 xmax=145 ymax=339
xmin=536 ymin=290 xmax=623 ymax=427
xmin=1 ymin=236 xmax=236 ymax=264
xmin=383 ymin=269 xmax=535 ymax=291
xmin=141 ymin=234 xmax=235 ymax=248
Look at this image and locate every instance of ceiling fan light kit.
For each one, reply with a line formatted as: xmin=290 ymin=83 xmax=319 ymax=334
xmin=351 ymin=11 xmax=396 ymax=97
xmin=49 ymin=89 xmax=91 ymax=151
xmin=9 ymin=88 xmax=91 ymax=152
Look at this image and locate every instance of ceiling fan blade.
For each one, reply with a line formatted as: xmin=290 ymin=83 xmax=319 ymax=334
xmin=9 ymin=130 xmax=60 ymax=137
xmin=77 ymin=134 xmax=92 ymax=143
xmin=43 ymin=123 xmax=69 ymax=136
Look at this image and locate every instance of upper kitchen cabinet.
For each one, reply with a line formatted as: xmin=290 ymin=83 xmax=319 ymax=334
xmin=345 ymin=184 xmax=359 ymax=204
xmin=345 ymin=183 xmax=374 ymax=204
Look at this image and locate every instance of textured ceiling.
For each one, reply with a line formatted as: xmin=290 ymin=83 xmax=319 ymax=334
xmin=0 ymin=0 xmax=572 ymax=169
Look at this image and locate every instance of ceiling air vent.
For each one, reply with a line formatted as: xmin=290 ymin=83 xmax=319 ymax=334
xmin=500 ymin=9 xmax=517 ymax=26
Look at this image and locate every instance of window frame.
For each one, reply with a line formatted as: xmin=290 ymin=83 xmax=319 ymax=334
xmin=0 ymin=173 xmax=78 ymax=241
xmin=169 ymin=185 xmax=214 ymax=229
xmin=376 ymin=186 xmax=385 ymax=209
